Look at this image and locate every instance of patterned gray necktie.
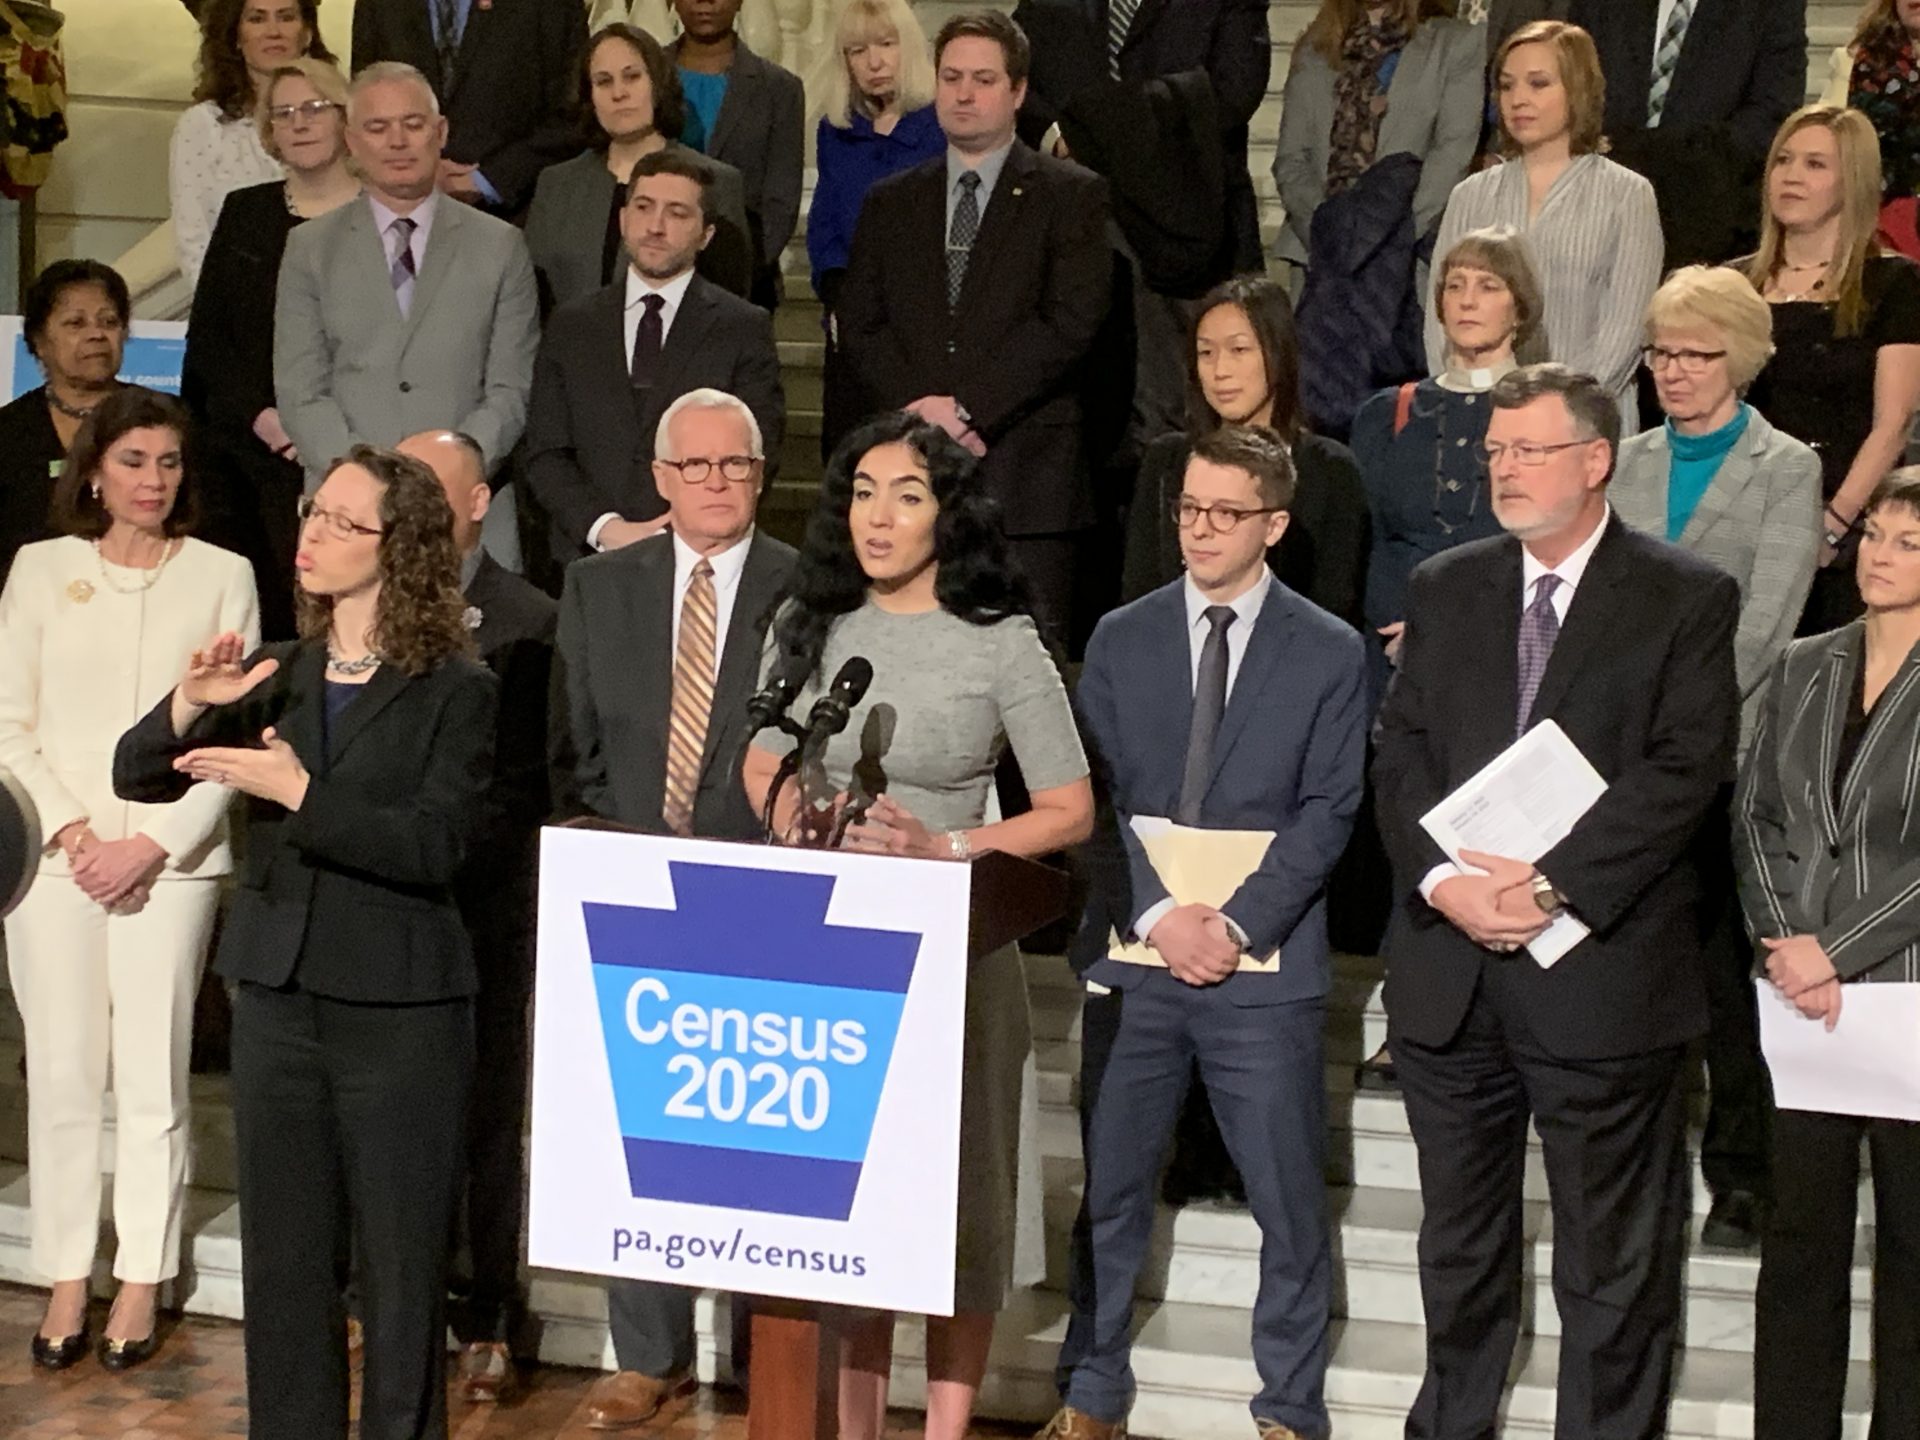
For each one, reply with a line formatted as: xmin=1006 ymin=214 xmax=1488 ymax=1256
xmin=946 ymin=170 xmax=981 ymax=308
xmin=1646 ymin=0 xmax=1694 ymax=126
xmin=1515 ymin=574 xmax=1561 ymax=737
xmin=1459 ymin=0 xmax=1489 ymax=22
xmin=435 ymin=0 xmax=461 ymax=91
xmin=1107 ymin=0 xmax=1140 ymax=77
xmin=388 ymin=216 xmax=418 ymax=316
xmin=1177 ymin=605 xmax=1236 ymax=825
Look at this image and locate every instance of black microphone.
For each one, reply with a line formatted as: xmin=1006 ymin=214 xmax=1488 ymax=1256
xmin=804 ymin=656 xmax=874 ymax=742
xmin=744 ymin=663 xmax=802 ymax=736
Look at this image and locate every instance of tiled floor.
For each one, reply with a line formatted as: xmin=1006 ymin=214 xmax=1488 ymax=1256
xmin=0 ymin=1283 xmax=1032 ymax=1438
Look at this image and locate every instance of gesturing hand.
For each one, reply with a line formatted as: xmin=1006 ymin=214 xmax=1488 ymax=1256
xmin=175 ymin=727 xmax=310 ymax=811
xmin=180 ymin=632 xmax=280 ymax=710
xmin=1432 ymin=850 xmax=1548 ymax=952
xmin=1149 ymin=903 xmax=1241 ymax=987
xmin=1762 ymin=933 xmax=1840 ymax=999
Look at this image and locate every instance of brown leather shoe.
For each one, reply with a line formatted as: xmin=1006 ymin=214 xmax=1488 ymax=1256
xmin=1034 ymin=1406 xmax=1127 ymax=1440
xmin=458 ymin=1341 xmax=519 ymax=1404
xmin=582 ymin=1370 xmax=694 ymax=1430
xmin=1255 ymin=1422 xmax=1307 ymax=1440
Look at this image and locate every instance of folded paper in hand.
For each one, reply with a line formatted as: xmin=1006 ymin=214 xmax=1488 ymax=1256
xmin=1419 ymin=721 xmax=1606 ymax=968
xmin=1108 ymin=817 xmax=1279 ymax=972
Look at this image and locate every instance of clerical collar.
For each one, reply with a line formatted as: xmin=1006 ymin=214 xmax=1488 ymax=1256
xmin=1436 ymin=356 xmax=1517 ymax=394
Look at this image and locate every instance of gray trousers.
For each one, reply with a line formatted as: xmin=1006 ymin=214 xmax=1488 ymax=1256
xmin=605 ymin=1279 xmax=694 ymax=1378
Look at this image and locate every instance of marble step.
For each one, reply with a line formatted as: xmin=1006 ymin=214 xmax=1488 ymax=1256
xmin=0 ymin=1164 xmax=1868 ymax=1439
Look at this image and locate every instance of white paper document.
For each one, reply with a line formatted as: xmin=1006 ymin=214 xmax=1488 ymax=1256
xmin=1757 ymin=979 xmax=1920 ymax=1122
xmin=1419 ymin=721 xmax=1608 ymax=968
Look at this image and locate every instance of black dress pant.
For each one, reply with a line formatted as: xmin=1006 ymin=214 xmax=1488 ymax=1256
xmin=1755 ymin=1108 xmax=1920 ymax=1440
xmin=1391 ymin=964 xmax=1691 ymax=1440
xmin=1697 ymin=793 xmax=1772 ymax=1199
xmin=230 ymin=982 xmax=474 ymax=1440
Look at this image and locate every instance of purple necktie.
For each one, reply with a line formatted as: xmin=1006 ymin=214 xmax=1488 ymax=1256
xmin=1515 ymin=574 xmax=1561 ymax=737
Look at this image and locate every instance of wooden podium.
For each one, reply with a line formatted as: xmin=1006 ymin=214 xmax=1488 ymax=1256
xmin=743 ymin=849 xmax=1070 ymax=1440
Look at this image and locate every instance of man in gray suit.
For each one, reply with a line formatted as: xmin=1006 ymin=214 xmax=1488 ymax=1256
xmin=550 ymin=387 xmax=797 ymax=1429
xmin=275 ymin=62 xmax=540 ymax=487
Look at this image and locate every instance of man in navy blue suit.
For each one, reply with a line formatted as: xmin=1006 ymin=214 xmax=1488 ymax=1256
xmin=1042 ymin=426 xmax=1368 ymax=1440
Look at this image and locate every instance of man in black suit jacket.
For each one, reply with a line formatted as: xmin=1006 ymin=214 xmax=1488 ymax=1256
xmin=397 ymin=430 xmax=557 ymax=1405
xmin=526 ymin=148 xmax=785 ymax=564
xmin=1373 ymin=365 xmax=1740 ymax=1440
xmin=1570 ymin=0 xmax=1805 ymax=266
xmin=351 ymin=0 xmax=586 ymax=215
xmin=549 ymin=390 xmax=797 ymax=1429
xmin=839 ymin=9 xmax=1114 ymax=638
xmin=1016 ymin=0 xmax=1268 ymax=274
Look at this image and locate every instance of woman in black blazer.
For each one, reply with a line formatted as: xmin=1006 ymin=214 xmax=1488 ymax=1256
xmin=1120 ymin=273 xmax=1371 ymax=629
xmin=114 ymin=446 xmax=498 ymax=1440
xmin=182 ymin=57 xmax=359 ymax=640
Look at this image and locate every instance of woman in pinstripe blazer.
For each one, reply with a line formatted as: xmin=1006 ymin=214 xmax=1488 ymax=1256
xmin=1734 ymin=470 xmax=1920 ymax=1439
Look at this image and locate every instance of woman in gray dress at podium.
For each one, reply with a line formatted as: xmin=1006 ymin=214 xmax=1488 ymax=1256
xmin=743 ymin=411 xmax=1093 ymax=1440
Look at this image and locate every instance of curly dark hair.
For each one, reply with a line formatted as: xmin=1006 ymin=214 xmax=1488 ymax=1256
xmin=52 ymin=387 xmax=199 ymax=539
xmin=194 ymin=0 xmax=336 ymax=122
xmin=771 ymin=412 xmax=1034 ymax=687
xmin=580 ymin=23 xmax=687 ymax=147
xmin=1186 ymin=275 xmax=1303 ymax=444
xmin=295 ymin=446 xmax=475 ymax=676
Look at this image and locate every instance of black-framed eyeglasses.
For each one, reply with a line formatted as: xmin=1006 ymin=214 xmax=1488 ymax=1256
xmin=297 ymin=496 xmax=383 ymax=539
xmin=1641 ymin=345 xmax=1728 ymax=374
xmin=1482 ymin=439 xmax=1593 ymax=468
xmin=268 ymin=99 xmax=343 ymax=126
xmin=1173 ymin=500 xmax=1284 ymax=532
xmin=659 ymin=455 xmax=760 ymax=484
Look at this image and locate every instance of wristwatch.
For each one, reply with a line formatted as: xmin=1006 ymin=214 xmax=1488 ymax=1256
xmin=1531 ymin=872 xmax=1566 ymax=916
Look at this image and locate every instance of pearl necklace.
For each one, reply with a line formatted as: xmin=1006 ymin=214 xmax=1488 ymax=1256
xmin=91 ymin=536 xmax=177 ymax=594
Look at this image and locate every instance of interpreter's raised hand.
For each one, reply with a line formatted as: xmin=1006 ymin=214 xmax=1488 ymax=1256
xmin=1763 ymin=933 xmax=1840 ymax=999
xmin=70 ymin=834 xmax=167 ymax=908
xmin=1149 ymin=902 xmax=1241 ymax=987
xmin=175 ymin=727 xmax=310 ymax=811
xmin=598 ymin=516 xmax=672 ymax=551
xmin=1378 ymin=621 xmax=1406 ymax=666
xmin=842 ymin=795 xmax=944 ymax=859
xmin=1433 ymin=849 xmax=1548 ymax=952
xmin=179 ymin=632 xmax=280 ymax=711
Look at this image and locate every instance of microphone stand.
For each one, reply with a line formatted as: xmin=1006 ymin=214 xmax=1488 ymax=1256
xmin=757 ymin=714 xmax=809 ymax=844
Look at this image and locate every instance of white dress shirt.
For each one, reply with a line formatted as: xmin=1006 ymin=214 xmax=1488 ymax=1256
xmin=587 ymin=266 xmax=700 ymax=552
xmin=367 ymin=189 xmax=441 ymax=316
xmin=670 ymin=527 xmax=755 ymax=667
xmin=1130 ymin=572 xmax=1275 ymax=946
xmin=1420 ymin=506 xmax=1612 ymax=902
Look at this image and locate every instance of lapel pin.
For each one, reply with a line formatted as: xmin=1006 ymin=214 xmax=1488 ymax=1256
xmin=67 ymin=579 xmax=93 ymax=605
xmin=463 ymin=605 xmax=484 ymax=630
xmin=1011 ymin=186 xmax=1023 ymax=197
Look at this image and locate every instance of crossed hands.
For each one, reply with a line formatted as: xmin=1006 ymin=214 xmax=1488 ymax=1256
xmin=53 ymin=822 xmax=165 ymax=913
xmin=841 ymin=795 xmax=946 ymax=859
xmin=905 ymin=396 xmax=986 ymax=457
xmin=1763 ymin=934 xmax=1843 ymax=1031
xmin=1431 ymin=849 xmax=1549 ymax=953
xmin=1147 ymin=902 xmax=1242 ymax=987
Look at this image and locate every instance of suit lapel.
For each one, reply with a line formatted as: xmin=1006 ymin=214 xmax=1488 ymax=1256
xmin=1118 ymin=0 xmax=1171 ymax=56
xmin=402 ymin=199 xmax=462 ymax=345
xmin=1677 ymin=422 xmax=1761 ymax=550
xmin=698 ymin=533 xmax=783 ymax=782
xmin=1204 ymin=577 xmax=1287 ymax=797
xmin=660 ymin=279 xmax=719 ymax=386
xmin=347 ymin=201 xmax=403 ymax=324
xmin=325 ymin=661 xmax=409 ymax=766
xmin=957 ymin=144 xmax=1036 ymax=313
xmin=448 ymin=0 xmax=491 ymax=99
xmin=1477 ymin=538 xmax=1525 ymax=752
xmin=282 ymin=644 xmax=328 ymax=777
xmin=1148 ymin=585 xmax=1195 ymax=814
xmin=1815 ymin=628 xmax=1858 ymax=843
xmin=1523 ymin=516 xmax=1624 ymax=731
xmin=1608 ymin=0 xmax=1661 ymax=117
xmin=706 ymin=45 xmax=753 ymax=159
xmin=1839 ymin=634 xmax=1920 ymax=825
xmin=635 ymin=539 xmax=677 ymax=797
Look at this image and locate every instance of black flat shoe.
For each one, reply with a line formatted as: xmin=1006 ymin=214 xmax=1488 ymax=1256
xmin=31 ymin=1325 xmax=90 ymax=1370
xmin=1354 ymin=1044 xmax=1400 ymax=1094
xmin=99 ymin=1330 xmax=161 ymax=1372
xmin=1700 ymin=1190 xmax=1764 ymax=1253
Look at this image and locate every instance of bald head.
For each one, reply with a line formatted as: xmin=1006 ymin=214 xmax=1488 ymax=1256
xmin=397 ymin=430 xmax=490 ymax=557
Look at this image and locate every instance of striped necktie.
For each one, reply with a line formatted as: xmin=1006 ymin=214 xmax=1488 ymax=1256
xmin=435 ymin=0 xmax=461 ymax=92
xmin=1106 ymin=0 xmax=1140 ymax=77
xmin=663 ymin=560 xmax=717 ymax=834
xmin=388 ymin=217 xmax=417 ymax=316
xmin=1646 ymin=0 xmax=1694 ymax=127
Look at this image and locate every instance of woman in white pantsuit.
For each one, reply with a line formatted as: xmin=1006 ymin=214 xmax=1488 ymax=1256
xmin=0 ymin=388 xmax=258 ymax=1372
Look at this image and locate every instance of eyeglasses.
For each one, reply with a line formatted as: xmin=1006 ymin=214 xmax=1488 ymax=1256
xmin=1482 ymin=439 xmax=1594 ymax=468
xmin=297 ymin=496 xmax=383 ymax=539
xmin=659 ymin=455 xmax=760 ymax=484
xmin=268 ymin=99 xmax=342 ymax=126
xmin=1641 ymin=345 xmax=1728 ymax=374
xmin=1173 ymin=500 xmax=1284 ymax=532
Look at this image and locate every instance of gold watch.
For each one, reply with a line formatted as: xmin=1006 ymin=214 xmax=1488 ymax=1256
xmin=1531 ymin=873 xmax=1565 ymax=916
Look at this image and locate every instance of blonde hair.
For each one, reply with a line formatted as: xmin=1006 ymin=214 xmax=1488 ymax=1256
xmin=1646 ymin=266 xmax=1776 ymax=391
xmin=1493 ymin=21 xmax=1607 ymax=158
xmin=1299 ymin=0 xmax=1454 ymax=66
xmin=810 ymin=0 xmax=935 ymax=130
xmin=1746 ymin=105 xmax=1884 ymax=339
xmin=1433 ymin=225 xmax=1545 ymax=352
xmin=256 ymin=57 xmax=350 ymax=159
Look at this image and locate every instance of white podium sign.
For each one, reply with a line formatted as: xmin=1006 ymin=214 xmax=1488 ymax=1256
xmin=529 ymin=828 xmax=969 ymax=1316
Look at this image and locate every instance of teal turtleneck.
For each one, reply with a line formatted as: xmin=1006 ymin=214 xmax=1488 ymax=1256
xmin=1665 ymin=403 xmax=1750 ymax=542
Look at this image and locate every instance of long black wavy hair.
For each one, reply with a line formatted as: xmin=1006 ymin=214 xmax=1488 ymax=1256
xmin=770 ymin=411 xmax=1034 ymax=687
